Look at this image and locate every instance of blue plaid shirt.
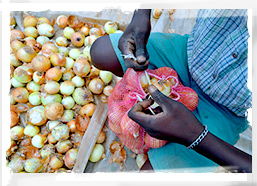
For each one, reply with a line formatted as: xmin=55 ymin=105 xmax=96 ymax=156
xmin=187 ymin=9 xmax=252 ymax=117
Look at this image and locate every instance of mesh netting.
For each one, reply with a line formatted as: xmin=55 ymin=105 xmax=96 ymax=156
xmin=108 ymin=67 xmax=199 ymax=154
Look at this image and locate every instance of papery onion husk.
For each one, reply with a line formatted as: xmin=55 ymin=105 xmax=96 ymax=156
xmin=12 ymin=87 xmax=29 ymax=103
xmin=75 ymin=114 xmax=90 ymax=132
xmin=10 ymin=110 xmax=19 ymax=128
xmin=44 ymin=102 xmax=64 ymax=120
xmin=64 ymin=148 xmax=78 ymax=169
xmin=79 ymin=103 xmax=96 ymax=118
xmin=55 ymin=140 xmax=72 ymax=154
xmin=10 ymin=29 xmax=25 ymax=42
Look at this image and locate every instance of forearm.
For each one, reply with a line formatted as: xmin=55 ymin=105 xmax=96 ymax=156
xmin=193 ymin=132 xmax=252 ymax=173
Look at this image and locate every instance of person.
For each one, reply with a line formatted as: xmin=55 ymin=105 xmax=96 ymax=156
xmin=90 ymin=9 xmax=252 ymax=173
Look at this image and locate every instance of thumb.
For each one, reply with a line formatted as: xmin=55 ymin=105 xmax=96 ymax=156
xmin=148 ymin=85 xmax=170 ymax=110
xmin=134 ymin=37 xmax=149 ymax=64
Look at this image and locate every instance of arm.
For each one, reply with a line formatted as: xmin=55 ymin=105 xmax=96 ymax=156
xmin=128 ymin=85 xmax=252 ymax=173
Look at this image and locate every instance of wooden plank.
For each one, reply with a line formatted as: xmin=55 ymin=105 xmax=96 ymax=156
xmin=72 ymin=97 xmax=108 ymax=173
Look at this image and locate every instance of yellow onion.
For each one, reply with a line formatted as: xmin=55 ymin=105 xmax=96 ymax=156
xmin=33 ymin=71 xmax=45 ymax=84
xmin=11 ymin=77 xmax=25 ymax=88
xmin=73 ymin=57 xmax=90 ymax=77
xmin=82 ymin=45 xmax=91 ymax=59
xmin=89 ymin=78 xmax=104 ymax=94
xmin=24 ymin=124 xmax=40 ymax=137
xmin=84 ymin=35 xmax=97 ymax=46
xmin=44 ymin=102 xmax=64 ymax=120
xmin=136 ymin=153 xmax=148 ymax=169
xmin=72 ymin=87 xmax=93 ymax=105
xmin=80 ymin=26 xmax=90 ymax=36
xmin=23 ymin=15 xmax=38 ymax=27
xmin=41 ymin=93 xmax=62 ymax=106
xmin=24 ymin=158 xmax=43 ymax=173
xmin=49 ymin=153 xmax=64 ymax=169
xmin=16 ymin=46 xmax=37 ymax=63
xmin=10 ymin=110 xmax=19 ymax=128
xmin=152 ymin=9 xmax=163 ymax=19
xmin=40 ymin=144 xmax=55 ymax=158
xmin=89 ymin=27 xmax=103 ymax=37
xmin=31 ymin=55 xmax=51 ymax=72
xmin=44 ymin=81 xmax=60 ymax=94
xmin=100 ymin=94 xmax=108 ymax=103
xmin=56 ymin=36 xmax=68 ymax=47
xmin=24 ymin=26 xmax=38 ymax=38
xmin=80 ymin=103 xmax=96 ymax=118
xmin=10 ymin=53 xmax=22 ymax=67
xmin=24 ymin=37 xmax=37 ymax=48
xmin=58 ymin=47 xmax=69 ymax=57
xmin=60 ymin=110 xmax=74 ymax=123
xmin=56 ymin=15 xmax=68 ymax=29
xmin=12 ymin=87 xmax=29 ymax=103
xmin=88 ymin=65 xmax=100 ymax=77
xmin=64 ymin=148 xmax=78 ymax=169
xmin=27 ymin=106 xmax=48 ymax=126
xmin=10 ymin=40 xmax=25 ymax=53
xmin=71 ymin=76 xmax=84 ymax=87
xmin=41 ymin=42 xmax=58 ymax=57
xmin=62 ymin=70 xmax=75 ymax=81
xmin=96 ymin=131 xmax=106 ymax=144
xmin=51 ymin=124 xmax=70 ymax=141
xmin=10 ymin=93 xmax=16 ymax=105
xmin=103 ymin=85 xmax=114 ymax=97
xmin=140 ymin=74 xmax=150 ymax=90
xmin=99 ymin=70 xmax=113 ymax=84
xmin=13 ymin=65 xmax=34 ymax=83
xmin=10 ymin=126 xmax=24 ymax=141
xmin=37 ymin=23 xmax=54 ymax=37
xmin=63 ymin=27 xmax=75 ymax=40
xmin=26 ymin=81 xmax=41 ymax=92
xmin=8 ymin=154 xmax=25 ymax=173
xmin=68 ymin=48 xmax=81 ymax=60
xmin=31 ymin=134 xmax=46 ymax=148
xmin=89 ymin=144 xmax=105 ymax=162
xmin=45 ymin=67 xmax=62 ymax=81
xmin=104 ymin=21 xmax=118 ymax=34
xmin=50 ymin=53 xmax=66 ymax=67
xmin=47 ymin=120 xmax=61 ymax=131
xmin=71 ymin=32 xmax=85 ymax=47
xmin=61 ymin=96 xmax=75 ymax=110
xmin=36 ymin=36 xmax=50 ymax=46
xmin=67 ymin=120 xmax=76 ymax=132
xmin=10 ymin=14 xmax=16 ymax=27
xmin=10 ymin=65 xmax=14 ymax=78
xmin=47 ymin=133 xmax=57 ymax=144
xmin=65 ymin=57 xmax=75 ymax=70
xmin=37 ymin=17 xmax=51 ymax=25
xmin=56 ymin=140 xmax=72 ymax=153
xmin=28 ymin=92 xmax=41 ymax=105
xmin=60 ymin=81 xmax=75 ymax=96
xmin=151 ymin=79 xmax=171 ymax=108
xmin=10 ymin=29 xmax=25 ymax=42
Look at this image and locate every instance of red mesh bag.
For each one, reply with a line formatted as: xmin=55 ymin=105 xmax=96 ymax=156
xmin=108 ymin=67 xmax=199 ymax=154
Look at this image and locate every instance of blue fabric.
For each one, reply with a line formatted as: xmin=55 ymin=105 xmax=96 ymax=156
xmin=109 ymin=31 xmax=249 ymax=172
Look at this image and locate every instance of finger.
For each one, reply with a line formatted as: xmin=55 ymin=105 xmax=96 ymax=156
xmin=148 ymin=85 xmax=170 ymax=110
xmin=125 ymin=59 xmax=150 ymax=71
xmin=134 ymin=35 xmax=149 ymax=64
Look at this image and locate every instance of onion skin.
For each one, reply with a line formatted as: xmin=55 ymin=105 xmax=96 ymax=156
xmin=72 ymin=87 xmax=94 ymax=105
xmin=10 ymin=126 xmax=24 ymax=141
xmin=50 ymin=53 xmax=66 ymax=67
xmin=56 ymin=140 xmax=72 ymax=153
xmin=10 ymin=111 xmax=19 ymax=128
xmin=12 ymin=87 xmax=29 ymax=103
xmin=10 ymin=30 xmax=25 ymax=42
xmin=80 ymin=103 xmax=96 ymax=117
xmin=41 ymin=42 xmax=58 ymax=57
xmin=44 ymin=81 xmax=60 ymax=94
xmin=67 ymin=120 xmax=76 ymax=132
xmin=14 ymin=65 xmax=34 ymax=83
xmin=56 ymin=15 xmax=68 ymax=29
xmin=44 ymin=102 xmax=64 ymax=120
xmin=24 ymin=158 xmax=43 ymax=173
xmin=73 ymin=57 xmax=90 ymax=77
xmin=49 ymin=153 xmax=64 ymax=169
xmin=71 ymin=32 xmax=85 ymax=47
xmin=16 ymin=46 xmax=37 ymax=63
xmin=32 ymin=55 xmax=51 ymax=72
xmin=51 ymin=124 xmax=70 ymax=141
xmin=27 ymin=106 xmax=48 ymax=126
xmin=45 ymin=67 xmax=62 ymax=81
xmin=88 ymin=78 xmax=104 ymax=94
xmin=23 ymin=15 xmax=38 ymax=27
xmin=33 ymin=71 xmax=45 ymax=84
xmin=40 ymin=144 xmax=55 ymax=158
xmin=11 ymin=40 xmax=25 ymax=53
xmin=64 ymin=148 xmax=78 ymax=169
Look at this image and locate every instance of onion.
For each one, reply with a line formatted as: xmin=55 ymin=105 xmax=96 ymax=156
xmin=24 ymin=158 xmax=43 ymax=173
xmin=41 ymin=93 xmax=62 ymax=106
xmin=99 ymin=70 xmax=113 ymax=84
xmin=16 ymin=46 xmax=37 ymax=63
xmin=71 ymin=76 xmax=84 ymax=87
xmin=10 ymin=126 xmax=24 ymax=140
xmin=28 ymin=92 xmax=41 ymax=105
xmin=96 ymin=131 xmax=106 ymax=144
xmin=47 ymin=133 xmax=57 ymax=144
xmin=64 ymin=148 xmax=78 ymax=169
xmin=27 ymin=106 xmax=47 ymax=126
xmin=71 ymin=32 xmax=85 ymax=47
xmin=37 ymin=17 xmax=51 ymax=25
xmin=45 ymin=67 xmax=62 ymax=81
xmin=10 ymin=14 xmax=16 ymax=27
xmin=104 ymin=21 xmax=118 ymax=34
xmin=41 ymin=42 xmax=58 ymax=57
xmin=65 ymin=57 xmax=75 ymax=70
xmin=75 ymin=114 xmax=90 ymax=132
xmin=11 ymin=77 xmax=25 ymax=88
xmin=12 ymin=87 xmax=29 ymax=103
xmin=88 ymin=65 xmax=100 ymax=77
xmin=84 ymin=35 xmax=97 ymax=46
xmin=33 ymin=71 xmax=45 ymax=84
xmin=89 ymin=78 xmax=104 ymax=94
xmin=58 ymin=47 xmax=69 ymax=57
xmin=31 ymin=55 xmax=51 ymax=72
xmin=136 ymin=154 xmax=148 ymax=169
xmin=24 ymin=36 xmax=37 ymax=47
xmin=89 ymin=144 xmax=105 ymax=162
xmin=89 ymin=27 xmax=103 ymax=37
xmin=10 ymin=65 xmax=14 ymax=78
xmin=82 ymin=45 xmax=91 ymax=59
xmin=49 ymin=153 xmax=64 ymax=169
xmin=56 ymin=15 xmax=68 ymax=28
xmin=47 ymin=120 xmax=61 ymax=131
xmin=10 ymin=29 xmax=25 ymax=42
xmin=24 ymin=124 xmax=40 ymax=137
xmin=62 ymin=70 xmax=75 ymax=81
xmin=152 ymin=9 xmax=163 ymax=19
xmin=13 ymin=65 xmax=34 ymax=83
xmin=67 ymin=120 xmax=76 ymax=132
xmin=63 ymin=27 xmax=75 ymax=40
xmin=80 ymin=26 xmax=90 ymax=36
xmin=44 ymin=81 xmax=60 ymax=94
xmin=40 ymin=144 xmax=55 ymax=158
xmin=10 ymin=53 xmax=22 ymax=67
xmin=44 ymin=102 xmax=64 ymax=120
xmin=36 ymin=36 xmax=50 ymax=46
xmin=56 ymin=36 xmax=68 ymax=47
xmin=50 ymin=53 xmax=66 ymax=67
xmin=60 ymin=81 xmax=75 ymax=96
xmin=37 ymin=23 xmax=54 ymax=37
xmin=51 ymin=124 xmax=70 ymax=141
xmin=26 ymin=81 xmax=41 ymax=92
xmin=60 ymin=110 xmax=74 ymax=123
xmin=73 ymin=57 xmax=90 ymax=77
xmin=68 ymin=48 xmax=81 ymax=60
xmin=140 ymin=74 xmax=150 ymax=90
xmin=80 ymin=103 xmax=96 ymax=117
xmin=103 ymin=85 xmax=114 ymax=97
xmin=23 ymin=15 xmax=38 ymax=27
xmin=24 ymin=26 xmax=38 ymax=38
xmin=100 ymin=94 xmax=108 ymax=103
xmin=10 ymin=110 xmax=19 ymax=128
xmin=72 ymin=87 xmax=93 ymax=105
xmin=10 ymin=40 xmax=25 ymax=53
xmin=61 ymin=96 xmax=75 ymax=110
xmin=9 ymin=93 xmax=16 ymax=105
xmin=114 ymin=30 xmax=124 ymax=34
xmin=8 ymin=154 xmax=25 ymax=173
xmin=56 ymin=140 xmax=72 ymax=153
xmin=31 ymin=134 xmax=46 ymax=148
